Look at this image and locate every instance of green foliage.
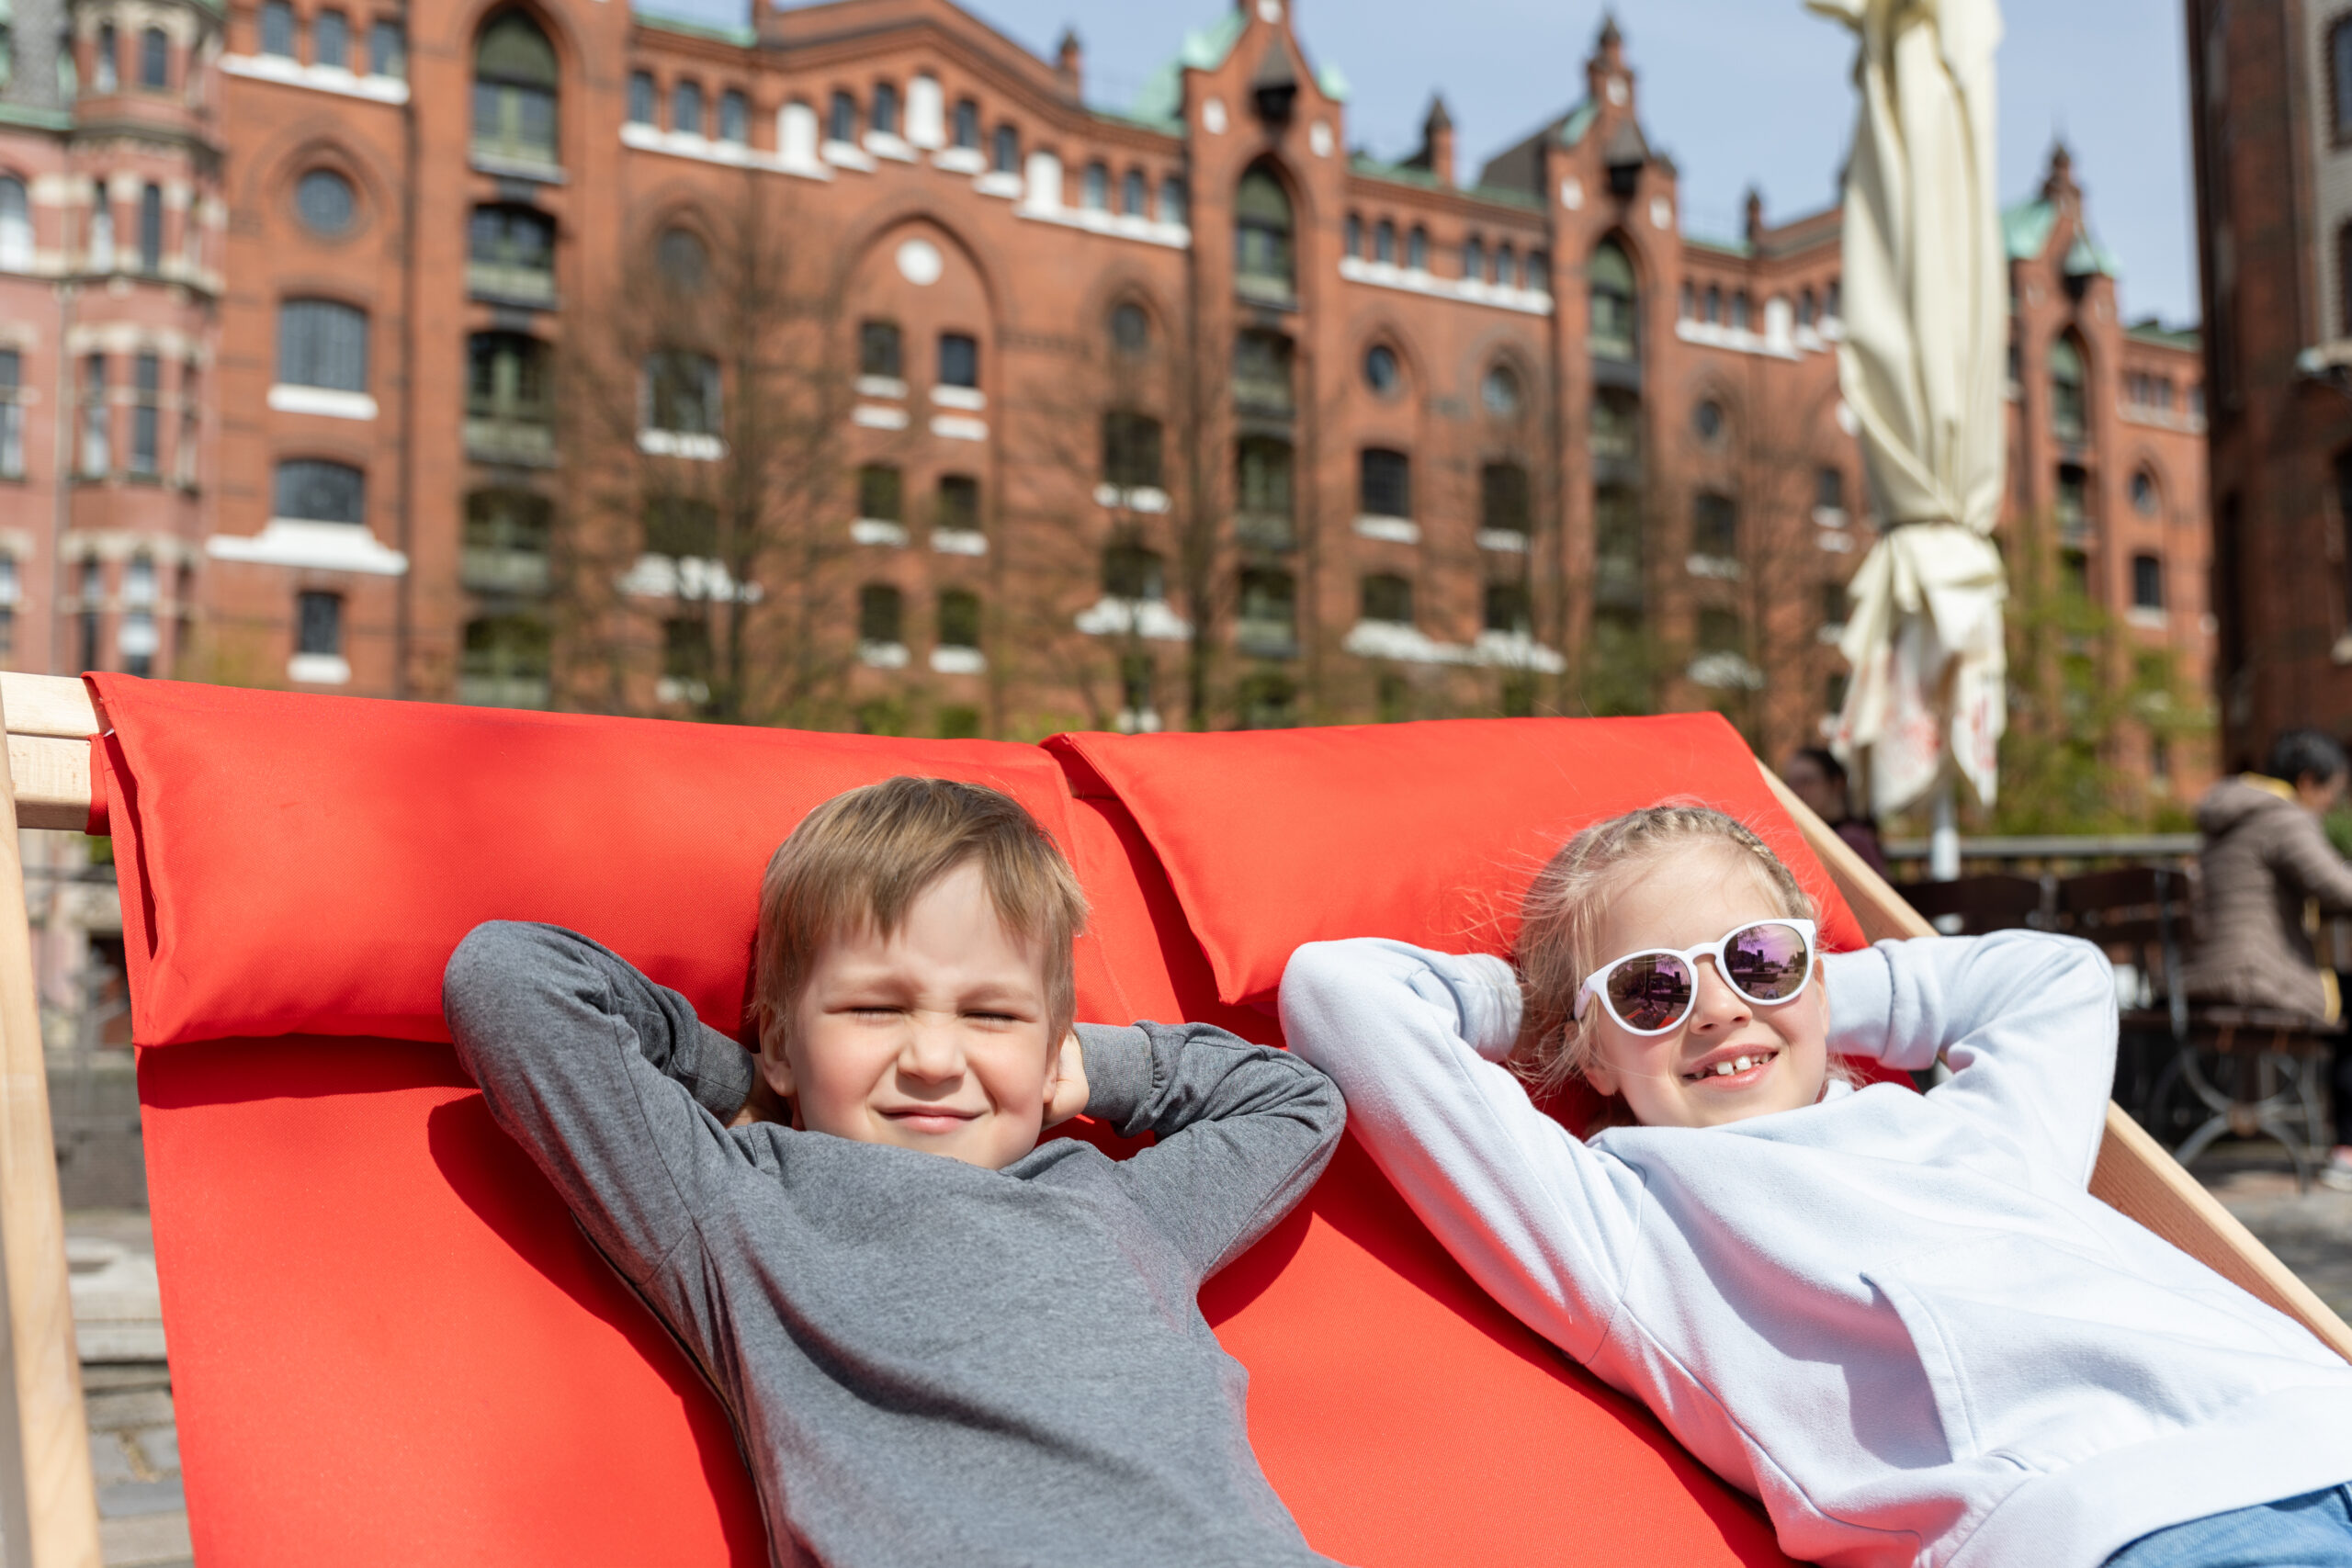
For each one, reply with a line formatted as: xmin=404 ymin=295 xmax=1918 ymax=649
xmin=1990 ymin=511 xmax=2212 ymax=834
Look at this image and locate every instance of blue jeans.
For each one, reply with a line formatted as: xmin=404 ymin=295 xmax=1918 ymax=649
xmin=2107 ymin=1486 xmax=2352 ymax=1567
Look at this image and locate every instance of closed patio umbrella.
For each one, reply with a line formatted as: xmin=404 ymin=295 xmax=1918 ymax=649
xmin=1809 ymin=0 xmax=2007 ymax=874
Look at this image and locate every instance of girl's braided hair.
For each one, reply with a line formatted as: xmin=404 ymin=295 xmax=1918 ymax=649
xmin=1511 ymin=803 xmax=1816 ymax=1101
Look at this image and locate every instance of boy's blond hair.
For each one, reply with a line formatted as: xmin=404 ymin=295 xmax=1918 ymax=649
xmin=1512 ymin=803 xmax=1825 ymax=1103
xmin=751 ymin=776 xmax=1089 ymax=1057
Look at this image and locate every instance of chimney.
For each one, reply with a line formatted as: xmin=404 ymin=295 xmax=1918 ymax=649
xmin=1745 ymin=186 xmax=1765 ymax=246
xmin=1417 ymin=96 xmax=1455 ymax=187
xmin=1056 ymin=28 xmax=1082 ymax=100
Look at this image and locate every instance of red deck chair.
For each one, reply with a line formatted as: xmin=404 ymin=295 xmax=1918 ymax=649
xmin=0 ymin=673 xmax=2342 ymax=1568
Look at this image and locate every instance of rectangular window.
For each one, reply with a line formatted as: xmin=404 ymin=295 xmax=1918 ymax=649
xmin=274 ymin=458 xmax=365 ymax=523
xmin=314 ymin=10 xmax=347 ymax=70
xmin=1692 ymin=492 xmax=1738 ymax=558
xmin=1102 ymin=412 xmax=1163 ymax=490
xmin=277 ymin=299 xmax=368 ymax=390
xmin=857 ymin=464 xmax=901 ymax=523
xmin=1361 ymin=573 xmax=1413 ymax=626
xmin=130 ymin=352 xmax=159 ymax=476
xmin=0 ymin=350 xmax=20 ymax=479
xmin=936 ymin=588 xmax=980 ymax=649
xmin=140 ymin=27 xmax=168 ymax=88
xmin=991 ymin=123 xmax=1018 ymax=174
xmin=2132 ymin=552 xmax=2165 ymax=611
xmin=260 ymin=0 xmax=295 ymax=58
xmin=858 ymin=583 xmax=902 ymax=644
xmin=828 ymin=90 xmax=857 ymax=143
xmin=870 ymin=82 xmax=899 ymax=138
xmin=176 ymin=361 xmax=198 ymax=484
xmin=297 ymin=590 xmax=343 ymax=656
xmin=644 ymin=351 xmax=719 ymax=434
xmin=673 ymin=79 xmax=703 ymax=137
xmin=1480 ymin=463 xmax=1530 ymax=536
xmin=718 ymin=89 xmax=746 ymax=143
xmin=138 ymin=183 xmax=162 ymax=272
xmin=368 ymin=19 xmax=404 ymax=77
xmin=936 ymin=473 xmax=979 ymax=533
xmin=937 ymin=333 xmax=978 ymax=389
xmin=953 ymin=98 xmax=979 ymax=150
xmin=859 ymin=320 xmax=901 ymax=378
xmin=643 ymin=498 xmax=718 ymax=559
xmin=628 ymin=72 xmax=655 ymax=126
xmin=1360 ymin=448 xmax=1410 ymax=518
xmin=1815 ymin=466 xmax=1844 ymax=512
xmin=95 ymin=23 xmax=118 ymax=90
xmin=79 ymin=354 xmax=108 ymax=476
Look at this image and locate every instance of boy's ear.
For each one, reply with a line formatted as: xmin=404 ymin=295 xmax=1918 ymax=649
xmin=757 ymin=1032 xmax=797 ymax=1100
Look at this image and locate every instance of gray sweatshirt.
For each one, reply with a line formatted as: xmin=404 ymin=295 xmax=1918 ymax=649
xmin=444 ymin=921 xmax=1346 ymax=1568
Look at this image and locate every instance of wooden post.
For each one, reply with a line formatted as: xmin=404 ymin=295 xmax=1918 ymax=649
xmin=0 ymin=676 xmax=100 ymax=1566
xmin=1758 ymin=759 xmax=2352 ymax=1362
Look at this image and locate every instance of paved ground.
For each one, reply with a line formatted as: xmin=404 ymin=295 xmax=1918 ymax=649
xmin=2191 ymin=1142 xmax=2352 ymax=1322
xmin=64 ymin=1212 xmax=187 ymax=1568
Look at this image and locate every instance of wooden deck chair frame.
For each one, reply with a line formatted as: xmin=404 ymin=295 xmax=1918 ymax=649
xmin=0 ymin=673 xmax=2343 ymax=1567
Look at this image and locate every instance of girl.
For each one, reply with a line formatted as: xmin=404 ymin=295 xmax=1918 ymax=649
xmin=1280 ymin=806 xmax=2352 ymax=1568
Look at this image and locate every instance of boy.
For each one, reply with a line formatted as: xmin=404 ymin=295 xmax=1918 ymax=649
xmin=444 ymin=776 xmax=1346 ymax=1568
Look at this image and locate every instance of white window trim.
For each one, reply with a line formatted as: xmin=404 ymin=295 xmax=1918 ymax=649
xmin=267 ymin=384 xmax=377 ymax=420
xmin=288 ymin=652 xmax=352 ymax=684
xmin=930 ymin=413 xmax=987 ymax=442
xmin=221 ymin=52 xmax=409 ymax=103
xmin=207 ymin=519 xmax=407 ymax=575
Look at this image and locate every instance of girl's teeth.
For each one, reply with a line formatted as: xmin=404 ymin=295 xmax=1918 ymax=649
xmin=1714 ymin=1061 xmax=1734 ymax=1077
xmin=1734 ymin=1056 xmax=1753 ymax=1072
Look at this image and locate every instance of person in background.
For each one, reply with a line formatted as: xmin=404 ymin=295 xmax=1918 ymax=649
xmin=1781 ymin=748 xmax=1890 ymax=880
xmin=2181 ymin=728 xmax=2352 ymax=1190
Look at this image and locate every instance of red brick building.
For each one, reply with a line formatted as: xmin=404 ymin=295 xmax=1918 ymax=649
xmin=0 ymin=0 xmax=2212 ymax=792
xmin=2188 ymin=0 xmax=2352 ymax=771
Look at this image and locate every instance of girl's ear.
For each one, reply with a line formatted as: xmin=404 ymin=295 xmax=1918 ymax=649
xmin=1582 ymin=1045 xmax=1621 ymax=1099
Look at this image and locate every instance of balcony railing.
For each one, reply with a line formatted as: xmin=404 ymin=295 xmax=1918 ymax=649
xmin=1593 ymin=555 xmax=1644 ymax=609
xmin=465 ymin=416 xmax=555 ymax=466
xmin=461 ymin=547 xmax=550 ymax=595
xmin=457 ymin=671 xmax=550 ymax=708
xmin=467 ymin=262 xmax=556 ymax=307
xmin=1237 ymin=619 xmax=1297 ymax=660
xmin=1235 ymin=511 xmax=1295 ymax=550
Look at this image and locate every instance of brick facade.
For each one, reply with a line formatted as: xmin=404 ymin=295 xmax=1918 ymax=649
xmin=0 ymin=0 xmax=2211 ymax=795
xmin=2189 ymin=0 xmax=2352 ymax=771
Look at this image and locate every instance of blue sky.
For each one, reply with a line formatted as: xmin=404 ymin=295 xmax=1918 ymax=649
xmin=648 ymin=0 xmax=2200 ymax=327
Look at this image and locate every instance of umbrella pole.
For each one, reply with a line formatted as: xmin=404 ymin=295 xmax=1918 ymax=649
xmin=1929 ymin=777 xmax=1961 ymax=881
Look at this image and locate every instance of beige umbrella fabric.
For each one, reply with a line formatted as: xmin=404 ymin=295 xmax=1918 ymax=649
xmin=1808 ymin=0 xmax=2008 ymax=819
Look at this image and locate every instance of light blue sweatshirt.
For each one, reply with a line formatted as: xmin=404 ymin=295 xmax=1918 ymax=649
xmin=1279 ymin=931 xmax=2352 ymax=1568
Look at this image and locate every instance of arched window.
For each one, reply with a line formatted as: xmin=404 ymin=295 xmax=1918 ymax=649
xmin=1482 ymin=364 xmax=1522 ymax=417
xmin=1374 ymin=218 xmax=1396 ymax=265
xmin=673 ymin=79 xmax=703 ymax=137
xmin=1496 ymin=241 xmax=1516 ymax=288
xmin=1082 ymin=162 xmax=1109 ymax=211
xmin=140 ymin=28 xmax=169 ymax=88
xmin=952 ymin=98 xmax=980 ymax=150
xmin=1408 ymin=225 xmax=1430 ymax=271
xmin=277 ymin=299 xmax=368 ymax=390
xmin=1157 ymin=175 xmax=1186 ymax=226
xmin=314 ymin=10 xmax=347 ymax=70
xmin=718 ymin=89 xmax=746 ymax=143
xmin=1344 ymin=212 xmax=1362 ymax=258
xmin=935 ymin=473 xmax=980 ymax=536
xmin=626 ymin=71 xmax=654 ymax=125
xmin=0 ymin=179 xmax=31 ymax=271
xmin=1526 ymin=249 xmax=1551 ymax=295
xmin=2050 ymin=335 xmax=2087 ymax=444
xmin=1799 ymin=287 xmax=1818 ymax=327
xmin=95 ymin=23 xmax=118 ymax=91
xmin=1109 ymin=301 xmax=1149 ymax=355
xmin=87 ymin=183 xmax=114 ymax=271
xmin=274 ymin=458 xmax=366 ymax=524
xmin=2338 ymin=220 xmax=2352 ymax=339
xmin=260 ymin=0 xmax=294 ymax=58
xmin=1731 ymin=291 xmax=1752 ymax=331
xmin=828 ymin=89 xmax=858 ymax=144
xmin=1589 ymin=239 xmax=1637 ymax=362
xmin=473 ymin=12 xmax=559 ymax=164
xmin=2132 ymin=468 xmax=2161 ymax=517
xmin=1704 ymin=284 xmax=1722 ymax=324
xmin=992 ymin=123 xmax=1018 ymax=174
xmin=1234 ymin=164 xmax=1294 ymax=299
xmin=870 ymin=81 xmax=899 ymax=138
xmin=2334 ymin=17 xmax=2352 ymax=141
xmin=1361 ymin=572 xmax=1414 ymax=626
xmin=1121 ymin=167 xmax=1147 ymax=217
xmin=1463 ymin=234 xmax=1485 ymax=282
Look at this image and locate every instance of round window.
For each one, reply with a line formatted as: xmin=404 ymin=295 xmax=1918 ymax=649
xmin=2131 ymin=470 xmax=2158 ymax=515
xmin=1363 ymin=344 xmax=1399 ymax=396
xmin=1110 ymin=302 xmax=1148 ymax=355
xmin=295 ymin=169 xmax=356 ymax=236
xmin=1482 ymin=364 xmax=1521 ymax=416
xmin=1693 ymin=399 xmax=1725 ymax=442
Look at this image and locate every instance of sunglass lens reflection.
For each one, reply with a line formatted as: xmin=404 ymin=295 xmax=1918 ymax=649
xmin=1607 ymin=953 xmax=1693 ymax=1032
xmin=1723 ymin=922 xmax=1809 ymax=1001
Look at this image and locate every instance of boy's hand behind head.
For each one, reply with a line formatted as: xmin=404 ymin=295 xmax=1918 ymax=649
xmin=758 ymin=861 xmax=1069 ymax=1169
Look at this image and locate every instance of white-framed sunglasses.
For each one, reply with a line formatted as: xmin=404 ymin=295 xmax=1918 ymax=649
xmin=1575 ymin=919 xmax=1819 ymax=1036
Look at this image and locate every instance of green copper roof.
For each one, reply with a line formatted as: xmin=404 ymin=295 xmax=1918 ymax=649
xmin=1132 ymin=9 xmax=1245 ymax=124
xmin=1317 ymin=62 xmax=1349 ymax=103
xmin=2063 ymin=228 xmax=2120 ymax=278
xmin=2126 ymin=318 xmax=2200 ymax=352
xmin=1557 ymin=101 xmax=1598 ymax=147
xmin=2002 ymin=198 xmax=2057 ymax=261
xmin=633 ymin=6 xmax=755 ymax=46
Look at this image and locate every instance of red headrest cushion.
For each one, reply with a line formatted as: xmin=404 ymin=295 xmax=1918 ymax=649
xmin=1050 ymin=714 xmax=1868 ymax=1010
xmin=89 ymin=676 xmax=1100 ymax=1048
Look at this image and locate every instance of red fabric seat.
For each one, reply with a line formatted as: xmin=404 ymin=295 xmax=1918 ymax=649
xmin=97 ymin=676 xmax=1818 ymax=1566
